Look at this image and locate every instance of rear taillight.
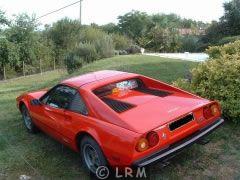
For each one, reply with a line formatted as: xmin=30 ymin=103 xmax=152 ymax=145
xmin=203 ymin=106 xmax=212 ymax=119
xmin=203 ymin=104 xmax=220 ymax=119
xmin=136 ymin=131 xmax=159 ymax=152
xmin=136 ymin=138 xmax=149 ymax=152
xmin=210 ymin=104 xmax=220 ymax=116
xmin=146 ymin=131 xmax=159 ymax=147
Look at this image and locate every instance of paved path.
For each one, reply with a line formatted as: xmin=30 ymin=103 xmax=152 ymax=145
xmin=144 ymin=53 xmax=209 ymax=62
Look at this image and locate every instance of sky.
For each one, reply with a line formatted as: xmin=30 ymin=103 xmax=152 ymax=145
xmin=0 ymin=0 xmax=230 ymax=26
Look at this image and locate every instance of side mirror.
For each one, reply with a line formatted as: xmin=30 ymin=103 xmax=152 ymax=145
xmin=30 ymin=99 xmax=42 ymax=106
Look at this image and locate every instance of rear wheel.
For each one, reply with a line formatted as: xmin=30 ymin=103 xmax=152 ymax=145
xmin=80 ymin=136 xmax=108 ymax=175
xmin=21 ymin=104 xmax=39 ymax=133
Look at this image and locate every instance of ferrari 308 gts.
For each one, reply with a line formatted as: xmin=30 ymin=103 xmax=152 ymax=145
xmin=16 ymin=70 xmax=224 ymax=174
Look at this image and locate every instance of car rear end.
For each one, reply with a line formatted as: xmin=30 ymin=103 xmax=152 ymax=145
xmin=86 ymin=72 xmax=224 ymax=167
xmin=132 ymin=102 xmax=223 ymax=167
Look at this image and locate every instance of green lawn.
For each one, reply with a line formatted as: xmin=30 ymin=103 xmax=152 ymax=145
xmin=0 ymin=55 xmax=239 ymax=179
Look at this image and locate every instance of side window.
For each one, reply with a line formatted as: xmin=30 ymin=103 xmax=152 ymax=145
xmin=46 ymin=86 xmax=77 ymax=109
xmin=69 ymin=93 xmax=88 ymax=115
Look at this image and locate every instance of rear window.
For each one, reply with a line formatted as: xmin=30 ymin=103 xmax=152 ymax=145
xmin=93 ymin=79 xmax=143 ymax=97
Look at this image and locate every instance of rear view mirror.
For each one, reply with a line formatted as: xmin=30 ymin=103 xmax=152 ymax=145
xmin=30 ymin=99 xmax=42 ymax=106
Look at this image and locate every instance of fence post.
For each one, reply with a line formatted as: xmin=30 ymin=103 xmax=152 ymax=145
xmin=53 ymin=58 xmax=56 ymax=70
xmin=40 ymin=58 xmax=42 ymax=75
xmin=3 ymin=65 xmax=6 ymax=80
xmin=23 ymin=61 xmax=25 ymax=76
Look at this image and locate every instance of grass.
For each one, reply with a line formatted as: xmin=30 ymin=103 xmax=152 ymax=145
xmin=0 ymin=55 xmax=239 ymax=179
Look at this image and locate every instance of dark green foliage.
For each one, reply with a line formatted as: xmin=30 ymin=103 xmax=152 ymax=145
xmin=100 ymin=23 xmax=118 ymax=34
xmin=118 ymin=11 xmax=152 ymax=41
xmin=45 ymin=18 xmax=81 ymax=65
xmin=112 ymin=33 xmax=132 ymax=50
xmin=0 ymin=10 xmax=9 ymax=28
xmin=64 ymin=53 xmax=83 ymax=74
xmin=221 ymin=0 xmax=240 ymax=36
xmin=202 ymin=0 xmax=240 ymax=47
xmin=62 ymin=27 xmax=115 ymax=73
xmin=217 ymin=35 xmax=240 ymax=45
xmin=143 ymin=26 xmax=181 ymax=52
xmin=75 ymin=43 xmax=98 ymax=63
xmin=126 ymin=45 xmax=141 ymax=54
xmin=180 ymin=35 xmax=200 ymax=52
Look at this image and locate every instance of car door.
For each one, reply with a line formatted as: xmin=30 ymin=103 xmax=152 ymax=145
xmin=38 ymin=85 xmax=77 ymax=142
xmin=57 ymin=91 xmax=89 ymax=147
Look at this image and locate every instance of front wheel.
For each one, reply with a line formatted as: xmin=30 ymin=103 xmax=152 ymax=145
xmin=21 ymin=104 xmax=39 ymax=133
xmin=80 ymin=136 xmax=108 ymax=175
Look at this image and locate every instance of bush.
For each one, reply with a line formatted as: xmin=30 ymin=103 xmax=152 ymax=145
xmin=94 ymin=35 xmax=115 ymax=58
xmin=174 ymin=51 xmax=240 ymax=123
xmin=126 ymin=44 xmax=141 ymax=54
xmin=119 ymin=50 xmax=128 ymax=55
xmin=206 ymin=40 xmax=240 ymax=59
xmin=80 ymin=27 xmax=115 ymax=58
xmin=217 ymin=35 xmax=240 ymax=45
xmin=179 ymin=35 xmax=200 ymax=52
xmin=112 ymin=33 xmax=132 ymax=50
xmin=76 ymin=43 xmax=98 ymax=63
xmin=64 ymin=53 xmax=83 ymax=74
xmin=24 ymin=65 xmax=38 ymax=75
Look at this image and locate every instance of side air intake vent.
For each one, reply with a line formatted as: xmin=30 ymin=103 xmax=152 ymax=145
xmin=169 ymin=114 xmax=194 ymax=131
xmin=136 ymin=88 xmax=172 ymax=97
xmin=101 ymin=97 xmax=135 ymax=113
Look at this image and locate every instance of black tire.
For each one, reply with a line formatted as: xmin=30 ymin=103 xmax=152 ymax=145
xmin=21 ymin=104 xmax=39 ymax=133
xmin=80 ymin=136 xmax=108 ymax=176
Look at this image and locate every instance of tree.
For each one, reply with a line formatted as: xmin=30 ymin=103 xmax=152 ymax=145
xmin=7 ymin=13 xmax=39 ymax=75
xmin=151 ymin=13 xmax=181 ymax=28
xmin=0 ymin=38 xmax=9 ymax=79
xmin=0 ymin=10 xmax=9 ymax=30
xmin=145 ymin=26 xmax=180 ymax=52
xmin=0 ymin=38 xmax=19 ymax=79
xmin=46 ymin=18 xmax=82 ymax=66
xmin=101 ymin=23 xmax=118 ymax=34
xmin=221 ymin=0 xmax=240 ymax=36
xmin=34 ymin=33 xmax=55 ymax=73
xmin=117 ymin=11 xmax=153 ymax=41
xmin=202 ymin=0 xmax=240 ymax=47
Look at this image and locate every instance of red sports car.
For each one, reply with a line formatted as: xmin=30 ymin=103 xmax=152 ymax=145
xmin=16 ymin=70 xmax=224 ymax=175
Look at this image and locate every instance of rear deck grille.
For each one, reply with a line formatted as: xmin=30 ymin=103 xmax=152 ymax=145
xmin=136 ymin=88 xmax=172 ymax=97
xmin=169 ymin=114 xmax=194 ymax=131
xmin=101 ymin=97 xmax=135 ymax=113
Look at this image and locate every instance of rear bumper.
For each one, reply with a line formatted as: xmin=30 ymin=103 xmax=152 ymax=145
xmin=133 ymin=118 xmax=224 ymax=167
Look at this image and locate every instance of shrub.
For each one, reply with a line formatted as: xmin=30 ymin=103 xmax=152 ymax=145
xmin=94 ymin=35 xmax=115 ymax=58
xmin=174 ymin=52 xmax=240 ymax=123
xmin=80 ymin=27 xmax=115 ymax=58
xmin=119 ymin=50 xmax=128 ymax=55
xmin=76 ymin=43 xmax=98 ymax=63
xmin=64 ymin=53 xmax=83 ymax=74
xmin=126 ymin=44 xmax=141 ymax=54
xmin=24 ymin=64 xmax=38 ymax=75
xmin=217 ymin=35 xmax=240 ymax=45
xmin=112 ymin=33 xmax=132 ymax=50
xmin=206 ymin=40 xmax=240 ymax=59
xmin=179 ymin=35 xmax=200 ymax=52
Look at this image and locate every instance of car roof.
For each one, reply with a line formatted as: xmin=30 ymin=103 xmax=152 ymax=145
xmin=61 ymin=70 xmax=128 ymax=88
